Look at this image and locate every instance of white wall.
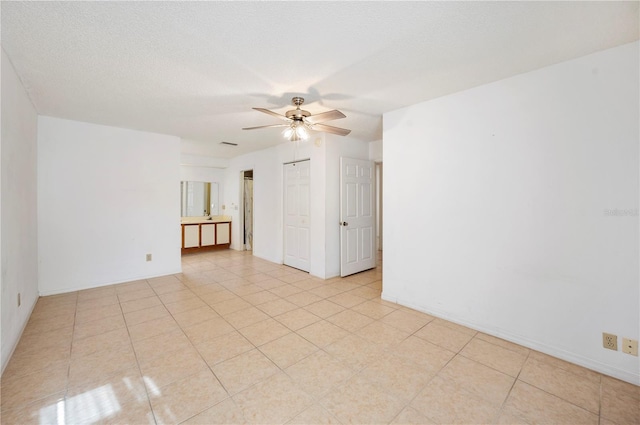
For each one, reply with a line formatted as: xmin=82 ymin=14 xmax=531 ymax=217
xmin=38 ymin=117 xmax=182 ymax=295
xmin=307 ymin=139 xmax=328 ymax=278
xmin=383 ymin=41 xmax=639 ymax=384
xmin=224 ymin=145 xmax=277 ymax=260
xmin=223 ymin=135 xmax=369 ymax=279
xmin=369 ymin=139 xmax=383 ymax=162
xmin=223 ymin=138 xmax=327 ymax=275
xmin=1 ymin=49 xmax=39 ymax=372
xmin=180 ymin=165 xmax=225 ymax=185
xmin=180 ymin=152 xmax=229 ymax=169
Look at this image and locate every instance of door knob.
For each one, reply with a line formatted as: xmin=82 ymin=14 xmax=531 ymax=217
xmin=340 ymin=222 xmax=349 ymax=226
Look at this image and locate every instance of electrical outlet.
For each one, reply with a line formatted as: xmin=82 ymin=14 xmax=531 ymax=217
xmin=622 ymin=338 xmax=638 ymax=356
xmin=146 ymin=253 xmax=152 ymax=262
xmin=603 ymin=333 xmax=617 ymax=350
xmin=17 ymin=293 xmax=21 ymax=307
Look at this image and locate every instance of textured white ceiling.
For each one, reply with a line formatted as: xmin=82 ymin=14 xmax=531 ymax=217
xmin=2 ymin=1 xmax=638 ymax=158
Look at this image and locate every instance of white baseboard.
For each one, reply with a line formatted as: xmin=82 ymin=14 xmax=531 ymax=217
xmin=38 ymin=268 xmax=183 ymax=296
xmin=382 ymin=291 xmax=640 ymax=386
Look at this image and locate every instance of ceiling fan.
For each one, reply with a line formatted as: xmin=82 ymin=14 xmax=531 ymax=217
xmin=243 ymin=97 xmax=351 ymax=142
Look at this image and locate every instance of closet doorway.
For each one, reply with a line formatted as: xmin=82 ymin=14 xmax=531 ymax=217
xmin=241 ymin=170 xmax=254 ymax=251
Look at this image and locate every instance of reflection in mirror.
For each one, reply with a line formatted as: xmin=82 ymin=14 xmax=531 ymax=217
xmin=180 ymin=181 xmax=219 ymax=217
xmin=210 ymin=183 xmax=219 ymax=216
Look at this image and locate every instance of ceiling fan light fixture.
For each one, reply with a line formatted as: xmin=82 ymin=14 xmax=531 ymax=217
xmin=283 ymin=126 xmax=294 ymax=139
xmin=283 ymin=121 xmax=309 ymax=142
xmin=295 ymin=124 xmax=308 ymax=140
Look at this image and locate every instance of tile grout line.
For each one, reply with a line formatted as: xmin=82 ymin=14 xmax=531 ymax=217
xmin=63 ymin=292 xmax=80 ymax=410
xmin=216 ymin=261 xmax=384 ymax=422
xmin=493 ymin=345 xmax=533 ymax=424
xmin=117 ymin=281 xmax=159 ymax=425
xmin=160 ymin=271 xmax=244 ymax=399
xmin=145 ymin=271 xmax=239 ymax=423
xmin=166 ymin=262 xmax=303 ymax=422
xmin=397 ymin=326 xmax=467 ymax=425
xmin=517 ymin=353 xmax=603 ymax=421
xmin=13 ymin=250 xmax=630 ymax=424
xmin=183 ymin=260 xmax=307 ymax=423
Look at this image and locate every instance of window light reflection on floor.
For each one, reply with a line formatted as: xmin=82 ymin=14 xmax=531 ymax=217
xmin=40 ymin=384 xmax=120 ymax=424
xmin=143 ymin=376 xmax=162 ymax=397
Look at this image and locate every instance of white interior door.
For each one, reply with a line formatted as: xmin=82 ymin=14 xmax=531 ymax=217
xmin=283 ymin=160 xmax=310 ymax=272
xmin=340 ymin=157 xmax=376 ymax=277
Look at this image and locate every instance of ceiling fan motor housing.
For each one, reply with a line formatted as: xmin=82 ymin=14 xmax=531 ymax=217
xmin=286 ymin=97 xmax=311 ymax=120
xmin=286 ymin=110 xmax=311 ymax=120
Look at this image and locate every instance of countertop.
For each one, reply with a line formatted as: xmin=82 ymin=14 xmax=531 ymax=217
xmin=181 ymin=216 xmax=232 ymax=224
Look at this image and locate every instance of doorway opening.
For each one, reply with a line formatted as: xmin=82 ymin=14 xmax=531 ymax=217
xmin=241 ymin=170 xmax=254 ymax=251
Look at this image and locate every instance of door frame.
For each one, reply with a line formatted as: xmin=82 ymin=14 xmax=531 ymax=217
xmin=376 ymin=161 xmax=383 ymax=252
xmin=238 ymin=169 xmax=254 ymax=252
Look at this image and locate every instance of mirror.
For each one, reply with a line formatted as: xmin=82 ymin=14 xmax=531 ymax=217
xmin=180 ymin=181 xmax=219 ymax=217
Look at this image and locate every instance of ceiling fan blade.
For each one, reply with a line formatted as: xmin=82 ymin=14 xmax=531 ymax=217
xmin=305 ymin=109 xmax=346 ymax=124
xmin=242 ymin=124 xmax=289 ymax=130
xmin=311 ymin=123 xmax=351 ymax=136
xmin=253 ymin=107 xmax=292 ymax=122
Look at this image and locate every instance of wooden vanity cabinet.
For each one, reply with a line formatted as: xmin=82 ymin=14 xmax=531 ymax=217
xmin=181 ymin=221 xmax=231 ymax=253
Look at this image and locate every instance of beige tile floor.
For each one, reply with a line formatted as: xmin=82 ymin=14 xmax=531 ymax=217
xmin=1 ymin=250 xmax=639 ymax=424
